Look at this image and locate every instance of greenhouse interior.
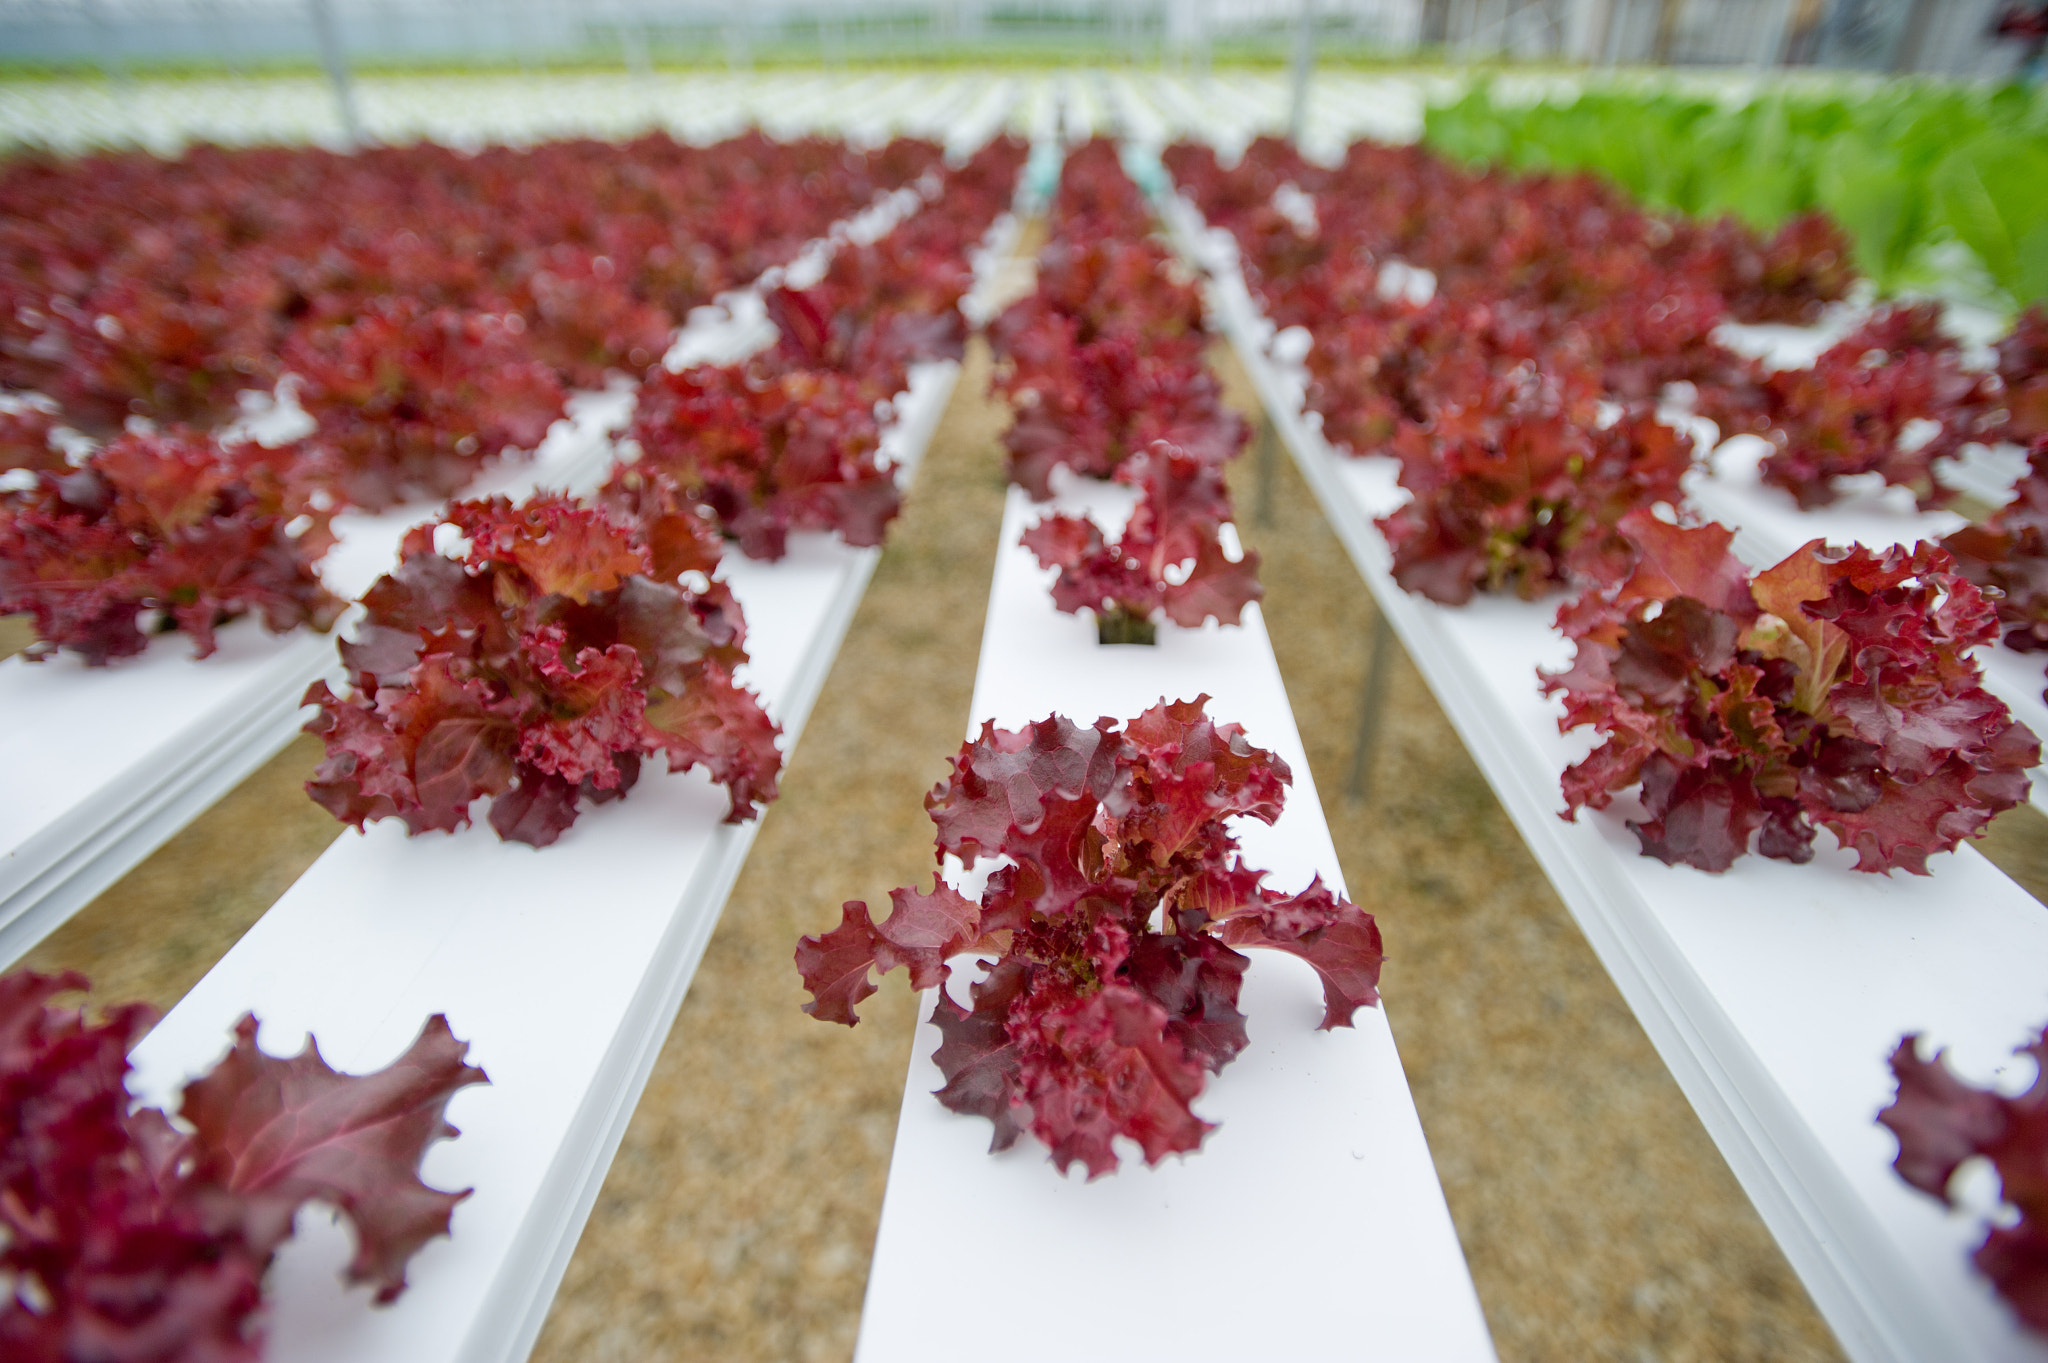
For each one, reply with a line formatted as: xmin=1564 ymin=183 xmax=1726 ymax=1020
xmin=0 ymin=1 xmax=2046 ymax=1361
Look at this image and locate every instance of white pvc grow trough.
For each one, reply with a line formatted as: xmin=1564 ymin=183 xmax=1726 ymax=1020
xmin=126 ymin=353 xmax=963 ymax=1363
xmin=1179 ymin=200 xmax=2048 ymax=1363
xmin=854 ymin=475 xmax=1498 ymax=1363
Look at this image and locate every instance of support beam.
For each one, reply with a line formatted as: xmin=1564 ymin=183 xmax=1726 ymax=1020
xmin=1287 ymin=0 xmax=1314 ymax=144
xmin=306 ymin=0 xmax=363 ymax=149
xmin=1650 ymin=0 xmax=1682 ymax=64
xmin=1256 ymin=414 xmax=1277 ymax=528
xmin=1891 ymin=0 xmax=1939 ymax=72
xmin=1346 ymin=608 xmax=1396 ymax=803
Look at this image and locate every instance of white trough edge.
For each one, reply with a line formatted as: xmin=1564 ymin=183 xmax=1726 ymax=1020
xmin=1173 ymin=195 xmax=2048 ymax=1363
xmin=124 ymin=353 xmax=961 ymax=1363
xmin=854 ymin=472 xmax=1498 ymax=1363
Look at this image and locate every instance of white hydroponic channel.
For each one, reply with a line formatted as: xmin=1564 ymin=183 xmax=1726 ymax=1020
xmin=858 ymin=470 xmax=1498 ymax=1363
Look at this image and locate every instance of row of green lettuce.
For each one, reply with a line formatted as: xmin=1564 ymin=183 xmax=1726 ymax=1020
xmin=1423 ymin=82 xmax=2048 ymax=313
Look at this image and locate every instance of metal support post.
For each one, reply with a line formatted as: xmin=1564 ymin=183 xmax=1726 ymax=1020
xmin=622 ymin=10 xmax=653 ymax=80
xmin=1287 ymin=0 xmax=1313 ymax=146
xmin=306 ymin=0 xmax=363 ymax=150
xmin=1650 ymin=0 xmax=1681 ymax=64
xmin=81 ymin=0 xmax=138 ymax=148
xmin=1891 ymin=0 xmax=1938 ymax=73
xmin=1346 ymin=609 xmax=1396 ymax=804
xmin=82 ymin=0 xmax=130 ymax=91
xmin=1256 ymin=415 xmax=1276 ymax=528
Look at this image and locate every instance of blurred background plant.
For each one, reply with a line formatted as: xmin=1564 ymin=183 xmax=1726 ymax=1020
xmin=1427 ymin=79 xmax=2048 ymax=310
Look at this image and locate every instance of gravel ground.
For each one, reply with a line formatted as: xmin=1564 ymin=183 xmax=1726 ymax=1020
xmin=0 ymin=613 xmax=33 ymax=662
xmin=20 ymin=313 xmax=2048 ymax=1363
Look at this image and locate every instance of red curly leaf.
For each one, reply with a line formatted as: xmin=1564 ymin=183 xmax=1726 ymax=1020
xmin=871 ymin=878 xmax=983 ymax=991
xmin=930 ymin=958 xmax=1030 ymax=1152
xmin=307 ymin=493 xmax=779 ymax=843
xmin=180 ymin=1013 xmax=487 ymax=1302
xmin=802 ymin=699 xmax=1377 ymax=1173
xmin=1882 ymin=1026 xmax=2048 ymax=1334
xmin=1016 ymin=984 xmax=1213 ymax=1179
xmin=795 ymin=901 xmax=885 ymax=1027
xmin=0 ymin=967 xmax=483 ymax=1359
xmin=1214 ymin=876 xmax=1383 ymax=1029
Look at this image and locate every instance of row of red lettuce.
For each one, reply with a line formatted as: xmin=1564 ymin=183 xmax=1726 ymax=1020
xmin=1170 ymin=133 xmax=2048 ymax=1338
xmin=0 ymin=133 xmax=1026 ymax=1363
xmin=797 ymin=139 xmax=1388 ymax=1182
xmin=0 ymin=132 xmax=946 ymax=665
xmin=304 ymin=134 xmax=1029 ymax=849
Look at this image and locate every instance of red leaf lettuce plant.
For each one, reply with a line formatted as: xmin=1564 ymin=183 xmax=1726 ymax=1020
xmin=1880 ymin=1025 xmax=2048 ymax=1336
xmin=988 ymin=303 xmax=1244 ymax=500
xmin=282 ymin=298 xmax=567 ymax=513
xmin=612 ymin=364 xmax=896 ymax=563
xmin=0 ymin=968 xmax=485 ymax=1362
xmin=761 ymin=236 xmax=972 ymax=401
xmin=304 ymin=492 xmax=780 ymax=847
xmin=1944 ymin=435 xmax=2048 ymax=696
xmin=1377 ymin=410 xmax=1695 ymax=605
xmin=2000 ymin=306 xmax=2048 ymax=443
xmin=1542 ymin=509 xmax=2037 ymax=873
xmin=1020 ymin=443 xmax=1262 ymax=644
xmin=795 ymin=697 xmax=1383 ymax=1177
xmin=1700 ymin=303 xmax=1998 ymax=512
xmin=0 ymin=428 xmax=341 ymax=665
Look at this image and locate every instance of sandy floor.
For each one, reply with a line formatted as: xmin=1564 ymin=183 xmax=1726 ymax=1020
xmin=0 ymin=613 xmax=32 ymax=662
xmin=22 ymin=333 xmax=2048 ymax=1361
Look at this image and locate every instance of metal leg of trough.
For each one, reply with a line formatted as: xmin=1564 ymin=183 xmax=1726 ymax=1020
xmin=1346 ymin=608 xmax=1396 ymax=805
xmin=1257 ymin=414 xmax=1277 ymax=528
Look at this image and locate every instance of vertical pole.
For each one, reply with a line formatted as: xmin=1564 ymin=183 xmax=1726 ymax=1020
xmin=621 ymin=0 xmax=653 ymax=81
xmin=1346 ymin=609 xmax=1396 ymax=804
xmin=1890 ymin=0 xmax=1937 ymax=73
xmin=80 ymin=0 xmax=135 ymax=147
xmin=1256 ymin=415 xmax=1276 ymax=528
xmin=1650 ymin=0 xmax=1680 ymax=65
xmin=1748 ymin=0 xmax=1789 ymax=67
xmin=81 ymin=0 xmax=129 ymax=89
xmin=1588 ymin=0 xmax=1616 ymax=64
xmin=1287 ymin=0 xmax=1313 ymax=145
xmin=1607 ymin=0 xmax=1635 ymax=63
xmin=520 ymin=0 xmax=548 ymax=75
xmin=306 ymin=0 xmax=363 ymax=149
xmin=1421 ymin=0 xmax=1451 ymax=47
